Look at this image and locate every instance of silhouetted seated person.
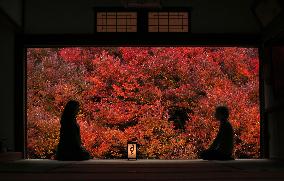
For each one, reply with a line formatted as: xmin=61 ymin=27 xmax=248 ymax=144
xmin=56 ymin=100 xmax=91 ymax=161
xmin=200 ymin=106 xmax=234 ymax=160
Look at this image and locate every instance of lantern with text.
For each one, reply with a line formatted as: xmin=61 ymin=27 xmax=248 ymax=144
xmin=127 ymin=141 xmax=137 ymax=160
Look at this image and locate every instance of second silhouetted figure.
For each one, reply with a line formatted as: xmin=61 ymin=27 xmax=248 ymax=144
xmin=56 ymin=100 xmax=91 ymax=161
xmin=200 ymin=106 xmax=234 ymax=160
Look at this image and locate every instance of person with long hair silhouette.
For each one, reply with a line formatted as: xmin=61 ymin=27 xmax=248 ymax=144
xmin=56 ymin=100 xmax=91 ymax=160
xmin=200 ymin=106 xmax=234 ymax=160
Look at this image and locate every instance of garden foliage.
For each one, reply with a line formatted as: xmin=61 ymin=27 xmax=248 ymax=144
xmin=27 ymin=47 xmax=260 ymax=159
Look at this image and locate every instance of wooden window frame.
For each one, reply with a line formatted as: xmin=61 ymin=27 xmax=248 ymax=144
xmin=94 ymin=7 xmax=191 ymax=33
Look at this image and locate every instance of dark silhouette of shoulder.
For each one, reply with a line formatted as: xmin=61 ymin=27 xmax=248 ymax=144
xmin=56 ymin=100 xmax=91 ymax=161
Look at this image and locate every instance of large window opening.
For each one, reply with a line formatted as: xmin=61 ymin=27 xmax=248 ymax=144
xmin=26 ymin=47 xmax=260 ymax=159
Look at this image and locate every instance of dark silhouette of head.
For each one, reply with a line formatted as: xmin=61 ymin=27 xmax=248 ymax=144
xmin=215 ymin=106 xmax=229 ymax=122
xmin=61 ymin=100 xmax=80 ymax=125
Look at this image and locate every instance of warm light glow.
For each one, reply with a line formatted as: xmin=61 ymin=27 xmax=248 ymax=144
xmin=127 ymin=142 xmax=137 ymax=160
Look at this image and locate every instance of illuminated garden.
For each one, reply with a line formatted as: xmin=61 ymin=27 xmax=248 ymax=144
xmin=27 ymin=47 xmax=260 ymax=159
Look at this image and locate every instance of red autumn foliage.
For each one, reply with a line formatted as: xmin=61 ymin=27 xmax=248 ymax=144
xmin=27 ymin=47 xmax=260 ymax=159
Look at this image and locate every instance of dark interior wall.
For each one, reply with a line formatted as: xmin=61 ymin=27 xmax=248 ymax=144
xmin=0 ymin=13 xmax=16 ymax=151
xmin=24 ymin=0 xmax=260 ymax=34
xmin=264 ymin=68 xmax=281 ymax=159
xmin=0 ymin=0 xmax=22 ymax=27
xmin=268 ymin=110 xmax=284 ymax=159
xmin=263 ymin=46 xmax=284 ymax=159
xmin=187 ymin=0 xmax=260 ymax=33
xmin=25 ymin=0 xmax=97 ymax=34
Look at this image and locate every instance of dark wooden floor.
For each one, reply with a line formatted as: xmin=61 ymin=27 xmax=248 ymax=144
xmin=0 ymin=159 xmax=284 ymax=181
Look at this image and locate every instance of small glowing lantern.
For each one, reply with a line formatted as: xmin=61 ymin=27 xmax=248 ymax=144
xmin=127 ymin=141 xmax=137 ymax=160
